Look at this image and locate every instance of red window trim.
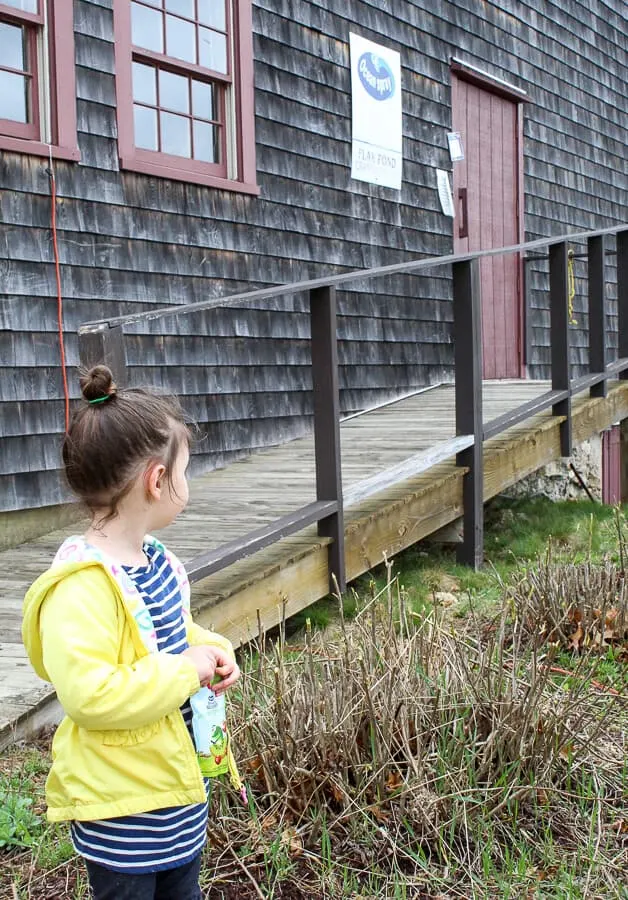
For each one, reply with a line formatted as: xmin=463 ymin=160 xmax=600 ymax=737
xmin=0 ymin=5 xmax=40 ymax=140
xmin=132 ymin=45 xmax=229 ymax=179
xmin=0 ymin=135 xmax=80 ymax=159
xmin=134 ymin=46 xmax=233 ymax=85
xmin=0 ymin=0 xmax=79 ymax=159
xmin=0 ymin=2 xmax=42 ymax=27
xmin=114 ymin=0 xmax=258 ymax=194
xmin=0 ymin=117 xmax=39 ymax=141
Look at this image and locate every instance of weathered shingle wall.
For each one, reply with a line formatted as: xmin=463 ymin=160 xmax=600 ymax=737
xmin=513 ymin=0 xmax=628 ymax=376
xmin=1 ymin=0 xmax=627 ymax=510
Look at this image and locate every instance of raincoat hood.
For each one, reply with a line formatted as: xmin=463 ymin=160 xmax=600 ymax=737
xmin=23 ymin=559 xmax=132 ymax=683
xmin=23 ymin=535 xmax=169 ymax=681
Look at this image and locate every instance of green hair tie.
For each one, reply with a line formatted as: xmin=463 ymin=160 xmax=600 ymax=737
xmin=88 ymin=395 xmax=111 ymax=405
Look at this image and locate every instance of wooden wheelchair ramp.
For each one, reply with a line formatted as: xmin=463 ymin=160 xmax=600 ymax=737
xmin=3 ymin=376 xmax=628 ymax=750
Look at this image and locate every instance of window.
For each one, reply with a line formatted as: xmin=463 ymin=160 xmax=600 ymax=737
xmin=0 ymin=0 xmax=78 ymax=159
xmin=114 ymin=0 xmax=257 ymax=192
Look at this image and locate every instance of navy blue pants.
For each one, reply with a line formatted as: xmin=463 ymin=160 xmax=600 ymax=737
xmin=86 ymin=854 xmax=202 ymax=900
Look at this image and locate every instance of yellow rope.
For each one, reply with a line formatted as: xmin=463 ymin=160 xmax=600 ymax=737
xmin=567 ymin=249 xmax=577 ymax=325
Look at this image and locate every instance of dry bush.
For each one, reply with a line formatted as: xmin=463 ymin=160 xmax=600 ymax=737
xmin=206 ymin=568 xmax=627 ymax=897
xmin=505 ymin=546 xmax=628 ymax=655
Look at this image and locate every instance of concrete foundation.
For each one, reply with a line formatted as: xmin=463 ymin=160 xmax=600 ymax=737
xmin=503 ymin=434 xmax=603 ymax=502
xmin=0 ymin=503 xmax=84 ymax=552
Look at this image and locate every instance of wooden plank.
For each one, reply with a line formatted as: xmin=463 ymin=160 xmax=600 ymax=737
xmin=483 ymin=415 xmax=564 ymax=498
xmin=187 ymin=501 xmax=336 ymax=581
xmin=571 ymin=386 xmax=628 ymax=445
xmin=193 ymin=542 xmax=331 ymax=646
xmin=343 ymin=434 xmax=474 ymax=508
xmin=0 ymin=696 xmax=62 ymax=752
xmin=344 ymin=468 xmax=464 ymax=577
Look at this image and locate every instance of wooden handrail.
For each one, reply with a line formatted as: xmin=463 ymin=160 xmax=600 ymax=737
xmin=186 ymin=500 xmax=338 ymax=583
xmin=79 ymin=223 xmax=628 ymax=333
xmin=78 ymin=223 xmax=628 ymax=587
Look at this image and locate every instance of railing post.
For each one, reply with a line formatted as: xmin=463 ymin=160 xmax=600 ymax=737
xmin=453 ymin=257 xmax=483 ymax=570
xmin=588 ymin=235 xmax=607 ymax=398
xmin=620 ymin=228 xmax=628 ymax=502
xmin=617 ymin=229 xmax=628 ymax=378
xmin=549 ymin=241 xmax=572 ymax=456
xmin=78 ymin=324 xmax=128 ymax=387
xmin=310 ymin=285 xmax=346 ymax=593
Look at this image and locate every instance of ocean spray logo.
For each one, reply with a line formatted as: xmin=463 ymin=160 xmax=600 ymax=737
xmin=357 ymin=52 xmax=395 ymax=100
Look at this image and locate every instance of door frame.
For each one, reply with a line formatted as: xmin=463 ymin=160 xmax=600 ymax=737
xmin=450 ymin=58 xmax=528 ymax=378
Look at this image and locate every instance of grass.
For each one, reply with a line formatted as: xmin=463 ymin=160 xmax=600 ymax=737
xmin=346 ymin=496 xmax=627 ymax=622
xmin=1 ymin=496 xmax=627 ymax=899
xmin=0 ymin=742 xmax=88 ymax=899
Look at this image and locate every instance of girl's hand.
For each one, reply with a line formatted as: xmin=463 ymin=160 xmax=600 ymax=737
xmin=182 ymin=645 xmax=217 ymax=686
xmin=206 ymin=647 xmax=241 ymax=694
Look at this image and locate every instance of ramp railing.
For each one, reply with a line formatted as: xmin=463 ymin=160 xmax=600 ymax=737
xmin=78 ymin=224 xmax=628 ymax=588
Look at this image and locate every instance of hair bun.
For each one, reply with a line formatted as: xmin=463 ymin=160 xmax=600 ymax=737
xmin=80 ymin=365 xmax=118 ymax=403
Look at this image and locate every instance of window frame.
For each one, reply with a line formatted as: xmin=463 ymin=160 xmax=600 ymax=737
xmin=0 ymin=0 xmax=79 ymax=161
xmin=114 ymin=0 xmax=258 ymax=194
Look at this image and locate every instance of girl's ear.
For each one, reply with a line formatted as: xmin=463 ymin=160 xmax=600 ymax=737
xmin=145 ymin=461 xmax=167 ymax=501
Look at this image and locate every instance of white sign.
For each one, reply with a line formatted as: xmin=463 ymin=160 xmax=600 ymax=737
xmin=436 ymin=169 xmax=455 ymax=217
xmin=447 ymin=131 xmax=464 ymax=161
xmin=350 ymin=33 xmax=402 ymax=190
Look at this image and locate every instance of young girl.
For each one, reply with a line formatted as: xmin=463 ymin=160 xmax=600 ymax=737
xmin=23 ymin=365 xmax=242 ymax=900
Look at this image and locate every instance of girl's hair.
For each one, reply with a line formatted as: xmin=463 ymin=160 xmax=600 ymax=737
xmin=62 ymin=365 xmax=190 ymax=520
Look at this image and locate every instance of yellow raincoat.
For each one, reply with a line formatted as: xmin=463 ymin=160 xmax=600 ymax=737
xmin=22 ymin=542 xmax=238 ymax=823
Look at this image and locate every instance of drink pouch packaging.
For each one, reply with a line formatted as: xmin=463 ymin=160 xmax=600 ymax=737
xmin=190 ymin=686 xmax=231 ymax=779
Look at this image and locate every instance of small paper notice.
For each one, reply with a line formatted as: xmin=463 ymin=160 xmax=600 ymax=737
xmin=447 ymin=131 xmax=464 ymax=161
xmin=436 ymin=169 xmax=455 ymax=217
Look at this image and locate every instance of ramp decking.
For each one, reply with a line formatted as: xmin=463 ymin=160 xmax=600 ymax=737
xmin=2 ymin=377 xmax=628 ymax=749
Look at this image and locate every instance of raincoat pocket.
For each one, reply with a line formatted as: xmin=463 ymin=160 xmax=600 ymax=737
xmin=100 ymin=721 xmax=161 ymax=746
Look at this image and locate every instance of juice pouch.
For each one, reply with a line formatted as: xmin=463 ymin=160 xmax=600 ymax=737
xmin=190 ymin=686 xmax=231 ymax=778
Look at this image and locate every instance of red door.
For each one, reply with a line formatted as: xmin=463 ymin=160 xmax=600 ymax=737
xmin=452 ymin=73 xmax=522 ymax=379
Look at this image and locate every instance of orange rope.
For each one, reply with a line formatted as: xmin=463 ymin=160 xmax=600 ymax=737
xmin=48 ymin=152 xmax=70 ymax=432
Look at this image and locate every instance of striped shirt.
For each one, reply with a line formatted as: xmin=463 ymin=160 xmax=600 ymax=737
xmin=71 ymin=543 xmax=208 ymax=873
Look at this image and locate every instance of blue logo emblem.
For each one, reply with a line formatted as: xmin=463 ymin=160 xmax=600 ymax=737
xmin=357 ymin=52 xmax=395 ymax=101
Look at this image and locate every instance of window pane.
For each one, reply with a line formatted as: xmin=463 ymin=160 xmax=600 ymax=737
xmin=1 ymin=0 xmax=38 ymax=12
xmin=131 ymin=2 xmax=164 ymax=53
xmin=159 ymin=69 xmax=189 ymax=113
xmin=198 ymin=0 xmax=226 ymax=31
xmin=165 ymin=14 xmax=196 ymax=63
xmin=165 ymin=0 xmax=194 ymax=18
xmin=193 ymin=120 xmax=219 ymax=163
xmin=0 ymin=71 xmax=28 ymax=122
xmin=0 ymin=22 xmax=26 ymax=71
xmin=199 ymin=28 xmax=227 ymax=73
xmin=132 ymin=62 xmax=157 ymax=106
xmin=191 ymin=79 xmax=215 ymax=120
xmin=134 ymin=104 xmax=158 ymax=150
xmin=141 ymin=0 xmax=162 ymax=6
xmin=161 ymin=110 xmax=191 ymax=157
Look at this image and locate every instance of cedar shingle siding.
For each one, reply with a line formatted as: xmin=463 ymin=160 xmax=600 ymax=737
xmin=1 ymin=0 xmax=627 ymax=511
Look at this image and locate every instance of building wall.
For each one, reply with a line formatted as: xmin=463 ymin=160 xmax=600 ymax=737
xmin=1 ymin=0 xmax=627 ymax=511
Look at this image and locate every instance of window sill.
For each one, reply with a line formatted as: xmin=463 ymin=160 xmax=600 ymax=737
xmin=0 ymin=135 xmax=81 ymax=161
xmin=120 ymin=153 xmax=260 ymax=195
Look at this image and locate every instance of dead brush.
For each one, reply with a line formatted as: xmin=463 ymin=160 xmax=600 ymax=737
xmin=505 ymin=540 xmax=628 ymax=655
xmin=207 ymin=565 xmax=627 ymax=896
